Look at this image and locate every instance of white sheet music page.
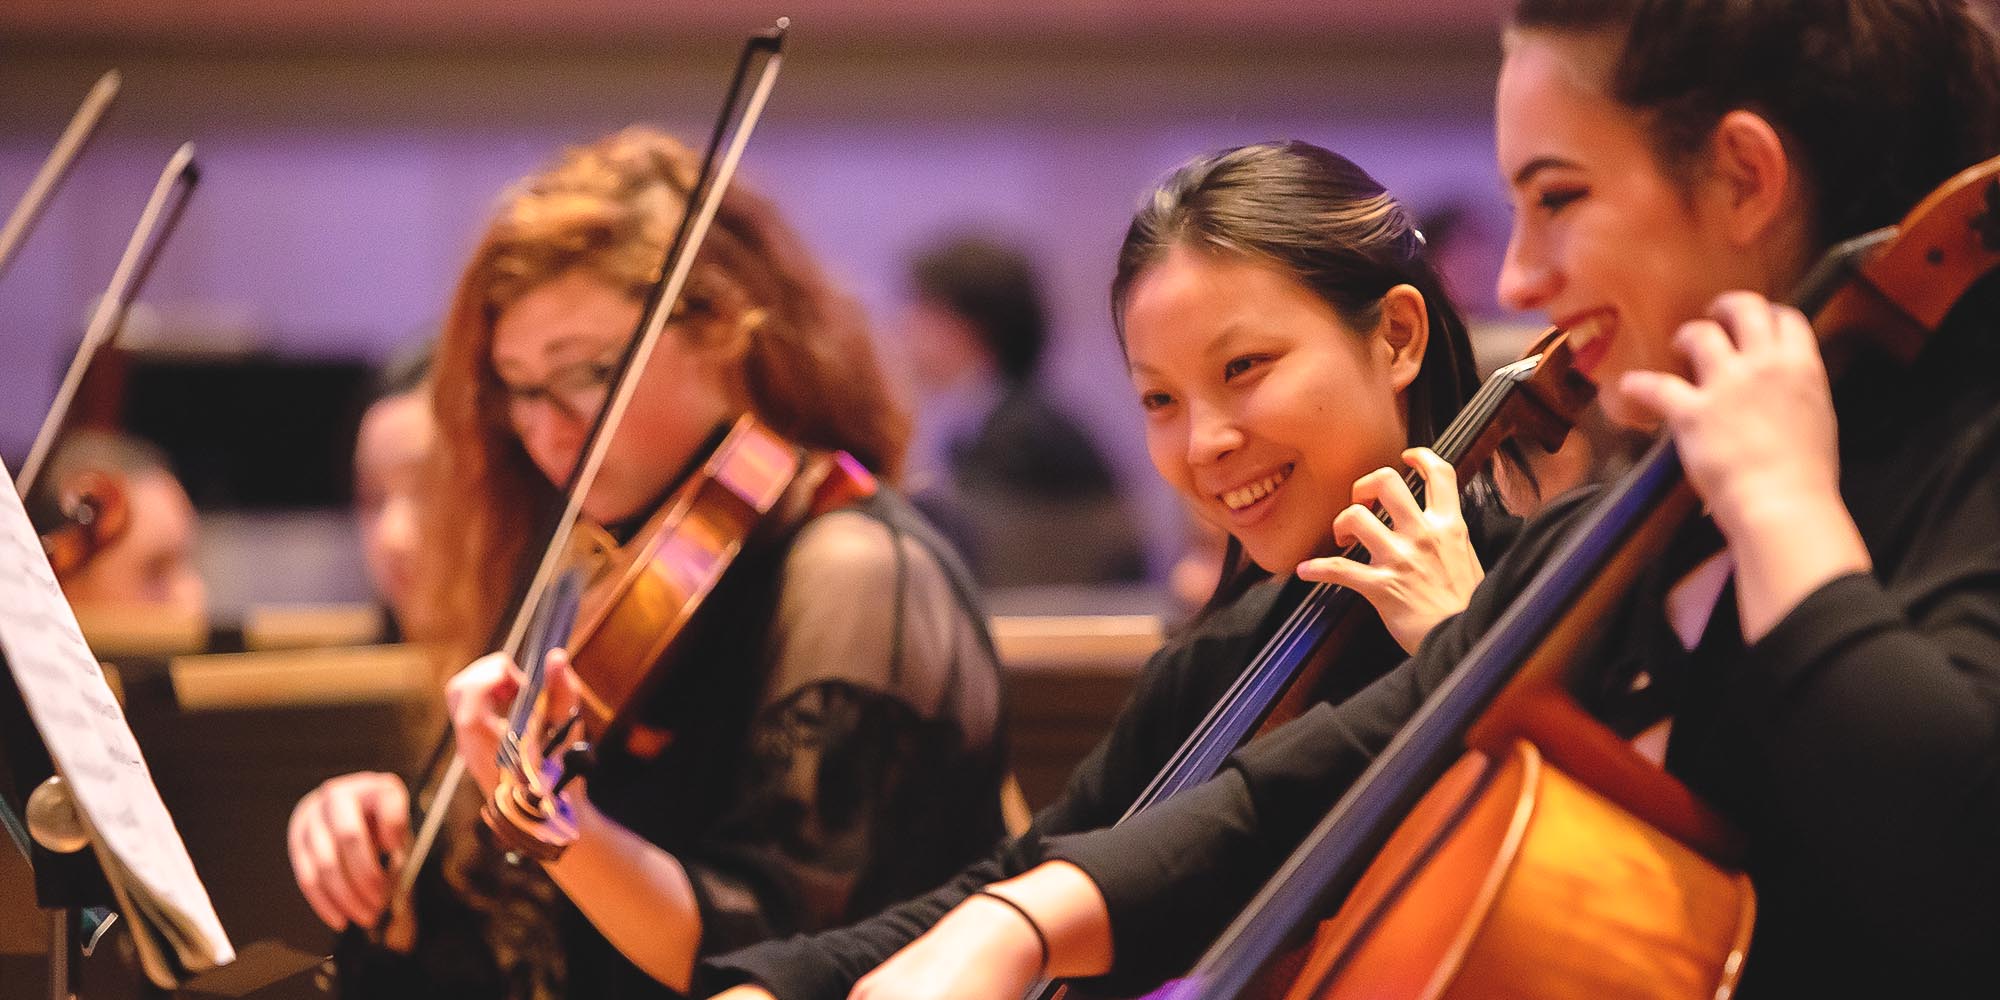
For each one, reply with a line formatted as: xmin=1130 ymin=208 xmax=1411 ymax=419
xmin=0 ymin=463 xmax=232 ymax=967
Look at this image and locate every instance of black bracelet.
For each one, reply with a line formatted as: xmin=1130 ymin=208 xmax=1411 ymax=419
xmin=971 ymin=887 xmax=1050 ymax=977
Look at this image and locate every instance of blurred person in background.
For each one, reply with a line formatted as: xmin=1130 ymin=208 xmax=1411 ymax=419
xmin=27 ymin=428 xmax=208 ymax=624
xmin=901 ymin=233 xmax=1146 ymax=588
xmin=354 ymin=342 xmax=439 ymax=642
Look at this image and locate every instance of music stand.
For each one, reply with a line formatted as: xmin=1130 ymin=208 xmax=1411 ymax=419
xmin=0 ymin=653 xmax=136 ymax=1000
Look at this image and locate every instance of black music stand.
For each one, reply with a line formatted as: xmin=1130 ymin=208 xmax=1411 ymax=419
xmin=0 ymin=650 xmax=134 ymax=1000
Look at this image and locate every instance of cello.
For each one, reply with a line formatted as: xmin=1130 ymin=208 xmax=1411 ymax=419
xmin=1166 ymin=154 xmax=2000 ymax=1000
xmin=1018 ymin=329 xmax=1590 ymax=1000
xmin=1053 ymin=326 xmax=1592 ymax=872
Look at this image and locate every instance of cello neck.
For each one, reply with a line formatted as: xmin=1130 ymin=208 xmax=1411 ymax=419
xmin=1122 ymin=338 xmax=1588 ymax=821
xmin=1170 ymin=154 xmax=2000 ymax=1000
xmin=1168 ymin=431 xmax=1695 ymax=1000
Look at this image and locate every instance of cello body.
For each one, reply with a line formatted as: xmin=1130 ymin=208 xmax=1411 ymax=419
xmin=1284 ymin=741 xmax=1753 ymax=1000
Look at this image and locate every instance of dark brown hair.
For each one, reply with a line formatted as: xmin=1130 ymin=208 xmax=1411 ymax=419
xmin=1112 ymin=140 xmax=1479 ymax=450
xmin=909 ymin=234 xmax=1049 ymax=384
xmin=1112 ymin=140 xmax=1485 ymax=607
xmin=1511 ymin=0 xmax=2000 ymax=250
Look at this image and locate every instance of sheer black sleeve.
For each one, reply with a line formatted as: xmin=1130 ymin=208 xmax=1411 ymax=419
xmin=696 ymin=577 xmax=1296 ymax=999
xmin=699 ymin=493 xmax=1522 ymax=1000
xmin=670 ymin=507 xmax=1008 ymax=959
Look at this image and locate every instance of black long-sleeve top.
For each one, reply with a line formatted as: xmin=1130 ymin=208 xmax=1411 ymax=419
xmin=336 ymin=489 xmax=1008 ymax=1000
xmin=1046 ymin=286 xmax=2000 ymax=998
xmin=699 ymin=499 xmax=1517 ymax=1000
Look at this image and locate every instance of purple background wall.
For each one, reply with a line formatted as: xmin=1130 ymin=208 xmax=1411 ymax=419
xmin=0 ymin=36 xmax=1521 ymax=601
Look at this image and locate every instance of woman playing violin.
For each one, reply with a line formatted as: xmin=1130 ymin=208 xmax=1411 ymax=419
xmin=850 ymin=2 xmax=2000 ymax=997
xmin=286 ymin=126 xmax=1008 ymax=999
xmin=698 ymin=140 xmax=1518 ymax=1000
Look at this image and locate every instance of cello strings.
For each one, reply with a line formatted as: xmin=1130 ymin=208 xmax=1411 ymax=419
xmin=1127 ymin=361 xmax=1529 ymax=813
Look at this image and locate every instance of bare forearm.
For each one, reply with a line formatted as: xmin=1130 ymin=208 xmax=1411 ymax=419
xmin=545 ymin=797 xmax=703 ymax=990
xmin=988 ymin=862 xmax=1115 ymax=978
xmin=1719 ymin=491 xmax=1870 ymax=644
xmin=847 ymin=862 xmax=1114 ymax=1000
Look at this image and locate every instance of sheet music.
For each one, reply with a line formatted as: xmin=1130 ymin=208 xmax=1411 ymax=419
xmin=0 ymin=464 xmax=232 ymax=968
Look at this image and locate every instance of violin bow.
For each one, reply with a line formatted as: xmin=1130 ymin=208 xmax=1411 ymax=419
xmin=0 ymin=67 xmax=122 ymax=870
xmin=393 ymin=17 xmax=791 ymax=905
xmin=0 ymin=71 xmax=120 ymax=286
xmin=16 ymin=142 xmax=200 ymax=498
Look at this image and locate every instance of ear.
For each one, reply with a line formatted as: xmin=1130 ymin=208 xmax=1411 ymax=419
xmin=1375 ymin=283 xmax=1430 ymax=394
xmin=1704 ymin=110 xmax=1794 ymax=247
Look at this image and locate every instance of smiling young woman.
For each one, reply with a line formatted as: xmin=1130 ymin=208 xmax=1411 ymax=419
xmin=693 ymin=140 xmax=1517 ymax=1000
xmin=285 ymin=126 xmax=1009 ymax=1000
xmin=1111 ymin=165 xmax=1493 ymax=654
xmin=1122 ymin=248 xmax=1426 ymax=597
xmin=833 ymin=3 xmax=2000 ymax=998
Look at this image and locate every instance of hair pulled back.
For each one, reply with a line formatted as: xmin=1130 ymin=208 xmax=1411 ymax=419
xmin=1113 ymin=140 xmax=1486 ymax=608
xmin=1112 ymin=140 xmax=1480 ymax=450
xmin=1511 ymin=0 xmax=2000 ymax=249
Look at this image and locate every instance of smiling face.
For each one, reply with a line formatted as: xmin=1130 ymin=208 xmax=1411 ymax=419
xmin=1495 ymin=29 xmax=1778 ymax=428
xmin=489 ymin=268 xmax=741 ymax=525
xmin=1124 ymin=245 xmax=1417 ymax=573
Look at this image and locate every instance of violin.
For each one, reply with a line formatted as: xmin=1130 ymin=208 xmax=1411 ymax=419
xmin=390 ymin=20 xmax=797 ymax=894
xmin=16 ymin=144 xmax=197 ymax=495
xmin=1167 ymin=156 xmax=2000 ymax=1000
xmin=38 ymin=469 xmax=132 ymax=579
xmin=484 ymin=414 xmax=876 ymax=861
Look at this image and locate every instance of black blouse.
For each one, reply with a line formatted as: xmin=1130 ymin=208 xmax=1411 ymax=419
xmin=698 ymin=496 xmax=1519 ymax=1000
xmin=336 ymin=488 xmax=1008 ymax=1000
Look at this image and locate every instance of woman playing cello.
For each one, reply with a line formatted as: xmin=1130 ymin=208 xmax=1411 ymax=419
xmin=849 ymin=2 xmax=2000 ymax=997
xmin=286 ymin=126 xmax=1009 ymax=999
xmin=700 ymin=140 xmax=1528 ymax=1000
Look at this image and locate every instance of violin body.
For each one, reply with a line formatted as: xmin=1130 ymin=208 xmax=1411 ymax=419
xmin=565 ymin=415 xmax=873 ymax=759
xmin=1283 ymin=741 xmax=1753 ymax=1000
xmin=486 ymin=413 xmax=875 ymax=860
xmin=38 ymin=469 xmax=131 ymax=579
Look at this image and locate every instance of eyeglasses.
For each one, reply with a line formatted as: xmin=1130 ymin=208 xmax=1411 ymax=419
xmin=499 ymin=353 xmax=622 ymax=431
